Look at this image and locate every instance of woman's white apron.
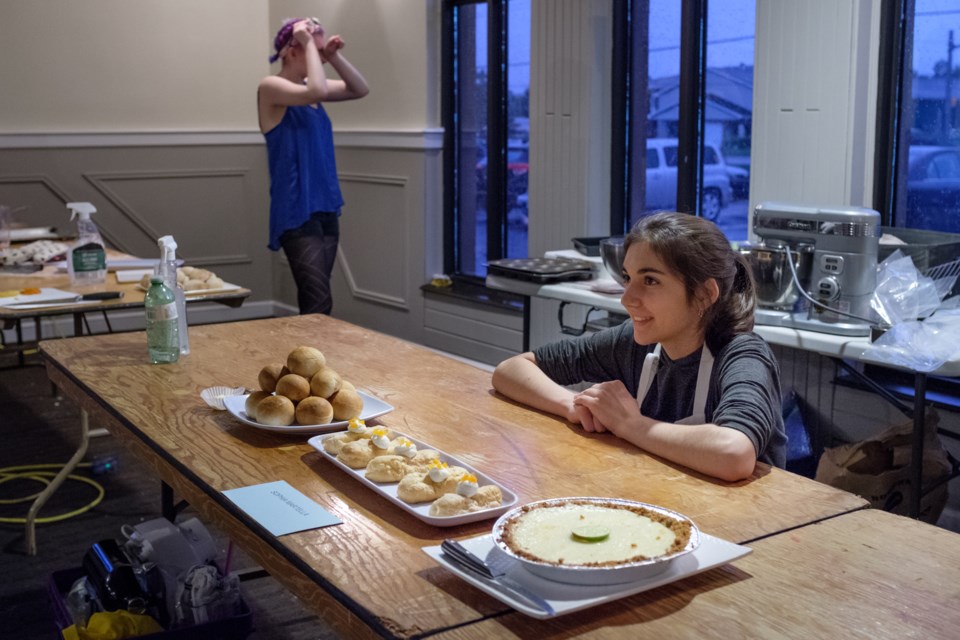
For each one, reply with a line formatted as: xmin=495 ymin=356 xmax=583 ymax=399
xmin=635 ymin=343 xmax=714 ymax=425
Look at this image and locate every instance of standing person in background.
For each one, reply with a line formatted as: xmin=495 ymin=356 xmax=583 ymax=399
xmin=258 ymin=17 xmax=369 ymax=314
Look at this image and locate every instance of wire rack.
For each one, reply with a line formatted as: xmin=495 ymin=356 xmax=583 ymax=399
xmin=924 ymin=257 xmax=960 ymax=298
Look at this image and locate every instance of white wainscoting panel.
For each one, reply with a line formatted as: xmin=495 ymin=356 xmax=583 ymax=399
xmin=337 ymin=172 xmax=410 ymax=310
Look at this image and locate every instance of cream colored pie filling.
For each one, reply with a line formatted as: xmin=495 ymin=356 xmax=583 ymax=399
xmin=501 ymin=502 xmax=691 ymax=566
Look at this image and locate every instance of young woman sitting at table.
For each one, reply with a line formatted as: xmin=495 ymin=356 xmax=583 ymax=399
xmin=492 ymin=212 xmax=786 ymax=482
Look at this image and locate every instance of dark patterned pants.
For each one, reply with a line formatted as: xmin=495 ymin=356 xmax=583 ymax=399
xmin=279 ymin=212 xmax=340 ymax=315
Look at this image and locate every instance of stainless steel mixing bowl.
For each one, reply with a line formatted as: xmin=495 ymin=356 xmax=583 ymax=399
xmin=742 ymin=241 xmax=813 ymax=310
xmin=600 ymin=236 xmax=626 ymax=285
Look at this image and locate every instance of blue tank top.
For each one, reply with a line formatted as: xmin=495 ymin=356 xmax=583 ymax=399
xmin=264 ymin=103 xmax=344 ymax=250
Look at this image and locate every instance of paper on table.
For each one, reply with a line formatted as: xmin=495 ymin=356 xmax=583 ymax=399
xmin=223 ymin=480 xmax=341 ymax=536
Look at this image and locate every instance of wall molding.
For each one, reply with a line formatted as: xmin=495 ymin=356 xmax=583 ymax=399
xmin=337 ymin=172 xmax=411 ymax=310
xmin=83 ymin=168 xmax=253 ymax=262
xmin=0 ymin=129 xmax=444 ymax=150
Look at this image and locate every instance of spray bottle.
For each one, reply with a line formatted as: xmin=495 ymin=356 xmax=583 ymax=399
xmin=66 ymin=202 xmax=106 ymax=286
xmin=158 ymin=235 xmax=190 ymax=355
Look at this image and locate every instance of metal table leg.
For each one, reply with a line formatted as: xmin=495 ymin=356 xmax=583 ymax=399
xmin=25 ymin=409 xmax=90 ymax=555
xmin=910 ymin=373 xmax=927 ymax=519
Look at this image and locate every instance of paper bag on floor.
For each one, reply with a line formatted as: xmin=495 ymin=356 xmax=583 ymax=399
xmin=814 ymin=408 xmax=950 ymax=523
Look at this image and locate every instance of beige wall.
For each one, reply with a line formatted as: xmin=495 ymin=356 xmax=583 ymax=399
xmin=0 ymin=1 xmax=266 ymax=132
xmin=0 ymin=0 xmax=435 ymax=133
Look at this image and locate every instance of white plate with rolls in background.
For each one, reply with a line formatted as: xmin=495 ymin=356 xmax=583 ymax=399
xmin=223 ymin=391 xmax=393 ymax=435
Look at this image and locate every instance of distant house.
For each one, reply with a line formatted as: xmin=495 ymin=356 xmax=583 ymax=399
xmin=646 ymin=65 xmax=754 ymax=166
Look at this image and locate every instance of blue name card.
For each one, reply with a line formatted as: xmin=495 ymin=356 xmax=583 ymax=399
xmin=223 ymin=480 xmax=341 ymax=536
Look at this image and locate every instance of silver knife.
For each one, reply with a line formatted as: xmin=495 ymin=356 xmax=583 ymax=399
xmin=441 ymin=539 xmax=555 ymax=616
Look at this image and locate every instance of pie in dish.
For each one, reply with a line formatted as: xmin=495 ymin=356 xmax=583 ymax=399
xmin=498 ymin=498 xmax=692 ymax=567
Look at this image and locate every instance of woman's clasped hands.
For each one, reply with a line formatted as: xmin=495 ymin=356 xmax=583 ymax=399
xmin=571 ymin=380 xmax=644 ymax=435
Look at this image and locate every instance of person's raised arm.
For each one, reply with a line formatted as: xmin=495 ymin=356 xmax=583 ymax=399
xmin=259 ymin=21 xmax=332 ymax=108
xmin=318 ymin=35 xmax=369 ymax=101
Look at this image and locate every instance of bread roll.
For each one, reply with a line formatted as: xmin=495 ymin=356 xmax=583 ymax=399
xmin=255 ymin=395 xmax=295 ymax=426
xmin=190 ymin=268 xmax=213 ymax=281
xmin=296 ymin=396 xmax=334 ymax=425
xmin=287 ymin=346 xmax=326 ymax=378
xmin=203 ymin=276 xmax=224 ymax=289
xmin=310 ymin=367 xmax=342 ymax=399
xmin=258 ymin=364 xmax=286 ymax=393
xmin=275 ymin=374 xmax=311 ymax=403
xmin=330 ymin=388 xmax=363 ymax=421
xmin=183 ymin=278 xmax=206 ymax=291
xmin=244 ymin=390 xmax=271 ymax=419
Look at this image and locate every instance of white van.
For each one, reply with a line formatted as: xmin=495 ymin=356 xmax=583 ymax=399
xmin=645 ymin=137 xmax=735 ymax=221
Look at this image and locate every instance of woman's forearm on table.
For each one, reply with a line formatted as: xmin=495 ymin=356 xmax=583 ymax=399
xmin=492 ymin=353 xmax=576 ymax=421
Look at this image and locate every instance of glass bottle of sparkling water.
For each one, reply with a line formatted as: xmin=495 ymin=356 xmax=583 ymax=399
xmin=144 ymin=276 xmax=180 ymax=364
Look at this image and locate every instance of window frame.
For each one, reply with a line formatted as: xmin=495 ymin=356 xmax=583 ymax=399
xmin=872 ymin=0 xmax=914 ymax=227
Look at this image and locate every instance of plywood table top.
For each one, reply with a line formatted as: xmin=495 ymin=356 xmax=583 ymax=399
xmin=40 ymin=314 xmax=868 ymax=638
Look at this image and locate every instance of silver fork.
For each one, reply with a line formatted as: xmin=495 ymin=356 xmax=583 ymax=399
xmin=441 ymin=539 xmax=555 ymax=616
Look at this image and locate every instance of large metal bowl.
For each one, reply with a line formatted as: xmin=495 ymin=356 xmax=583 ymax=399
xmin=600 ymin=236 xmax=626 ymax=285
xmin=741 ymin=241 xmax=813 ymax=310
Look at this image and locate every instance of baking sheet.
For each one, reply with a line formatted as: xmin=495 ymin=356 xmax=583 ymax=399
xmin=307 ymin=430 xmax=518 ymax=526
xmin=136 ymin=281 xmax=242 ymax=296
xmin=0 ymin=287 xmax=79 ymax=307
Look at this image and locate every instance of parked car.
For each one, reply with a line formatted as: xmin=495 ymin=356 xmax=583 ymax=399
xmin=476 ymin=143 xmax=529 ymax=216
xmin=645 ymin=138 xmax=734 ymax=221
xmin=905 ymin=145 xmax=960 ymax=232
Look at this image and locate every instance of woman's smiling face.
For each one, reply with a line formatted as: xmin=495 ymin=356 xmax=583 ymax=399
xmin=619 ymin=241 xmax=706 ymax=359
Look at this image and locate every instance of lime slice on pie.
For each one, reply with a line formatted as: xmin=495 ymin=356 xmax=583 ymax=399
xmin=571 ymin=524 xmax=611 ymax=542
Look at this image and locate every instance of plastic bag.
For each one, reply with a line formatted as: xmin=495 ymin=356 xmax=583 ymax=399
xmin=870 ymin=249 xmax=943 ymax=327
xmin=863 ymin=307 xmax=960 ymax=372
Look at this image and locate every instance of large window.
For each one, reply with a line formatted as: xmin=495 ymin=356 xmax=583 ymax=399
xmin=444 ymin=0 xmax=755 ymax=281
xmin=878 ymin=0 xmax=960 ymax=232
xmin=444 ymin=0 xmax=530 ymax=278
xmin=621 ymin=0 xmax=754 ymax=240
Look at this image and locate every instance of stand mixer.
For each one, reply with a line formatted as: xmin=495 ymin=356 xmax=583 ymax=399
xmin=749 ymin=201 xmax=881 ymax=337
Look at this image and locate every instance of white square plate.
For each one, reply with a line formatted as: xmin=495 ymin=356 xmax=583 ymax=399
xmin=223 ymin=391 xmax=393 ymax=435
xmin=423 ymin=532 xmax=751 ymax=619
xmin=307 ymin=430 xmax=519 ymax=526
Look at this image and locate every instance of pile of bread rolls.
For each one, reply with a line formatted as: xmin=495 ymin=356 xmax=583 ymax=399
xmin=139 ymin=266 xmax=224 ymax=291
xmin=245 ymin=346 xmax=364 ymax=426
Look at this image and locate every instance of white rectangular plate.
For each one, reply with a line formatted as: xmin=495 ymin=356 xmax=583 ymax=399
xmin=223 ymin=391 xmax=393 ymax=435
xmin=307 ymin=431 xmax=519 ymax=527
xmin=8 ymin=227 xmax=59 ymax=241
xmin=423 ymin=532 xmax=751 ymax=619
xmin=115 ymin=269 xmax=153 ymax=283
xmin=0 ymin=287 xmax=79 ymax=307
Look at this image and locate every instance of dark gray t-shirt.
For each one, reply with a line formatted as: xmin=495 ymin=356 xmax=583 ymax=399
xmin=533 ymin=321 xmax=786 ymax=468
